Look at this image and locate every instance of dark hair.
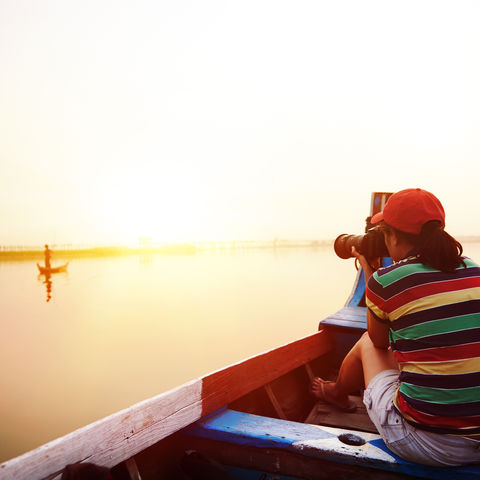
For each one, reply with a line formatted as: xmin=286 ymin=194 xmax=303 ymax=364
xmin=386 ymin=221 xmax=465 ymax=272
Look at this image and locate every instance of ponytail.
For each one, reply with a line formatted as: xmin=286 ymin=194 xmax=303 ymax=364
xmin=389 ymin=221 xmax=465 ymax=272
xmin=416 ymin=221 xmax=465 ymax=272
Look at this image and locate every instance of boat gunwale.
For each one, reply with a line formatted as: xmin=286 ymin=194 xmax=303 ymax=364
xmin=0 ymin=329 xmax=333 ymax=480
xmin=36 ymin=262 xmax=69 ymax=274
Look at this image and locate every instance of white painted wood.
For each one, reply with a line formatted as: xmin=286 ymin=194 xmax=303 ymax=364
xmin=292 ymin=425 xmax=397 ymax=464
xmin=0 ymin=379 xmax=202 ymax=480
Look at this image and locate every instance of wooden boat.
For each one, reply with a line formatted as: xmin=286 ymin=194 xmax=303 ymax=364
xmin=3 ymin=193 xmax=479 ymax=480
xmin=36 ymin=262 xmax=69 ymax=275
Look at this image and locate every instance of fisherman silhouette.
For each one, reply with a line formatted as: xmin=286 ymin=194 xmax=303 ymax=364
xmin=44 ymin=244 xmax=51 ymax=269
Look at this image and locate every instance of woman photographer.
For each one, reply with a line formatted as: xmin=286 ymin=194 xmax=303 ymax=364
xmin=312 ymin=188 xmax=480 ymax=466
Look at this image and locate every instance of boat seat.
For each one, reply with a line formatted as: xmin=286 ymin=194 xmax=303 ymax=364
xmin=320 ymin=305 xmax=367 ymax=331
xmin=319 ymin=258 xmax=393 ymax=333
xmin=182 ymin=408 xmax=480 ymax=480
xmin=321 ymin=258 xmax=393 ymax=334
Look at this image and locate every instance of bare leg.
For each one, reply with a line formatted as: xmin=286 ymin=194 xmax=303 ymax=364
xmin=312 ymin=332 xmax=398 ymax=405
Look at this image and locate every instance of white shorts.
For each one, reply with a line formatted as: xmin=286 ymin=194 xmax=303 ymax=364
xmin=363 ymin=369 xmax=480 ymax=466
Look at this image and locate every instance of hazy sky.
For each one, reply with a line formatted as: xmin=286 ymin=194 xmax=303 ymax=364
xmin=1 ymin=1 xmax=479 ymax=245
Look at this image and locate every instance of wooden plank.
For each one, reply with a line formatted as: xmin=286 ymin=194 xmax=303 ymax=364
xmin=325 ymin=306 xmax=367 ymax=321
xmin=305 ymin=397 xmax=378 ymax=434
xmin=321 ymin=319 xmax=366 ymax=330
xmin=321 ymin=306 xmax=367 ymax=330
xmin=124 ymin=458 xmax=142 ymax=480
xmin=183 ymin=409 xmax=336 ymax=447
xmin=201 ymin=329 xmax=334 ymax=414
xmin=183 ymin=409 xmax=480 ymax=480
xmin=181 ymin=435 xmax=413 ymax=480
xmin=0 ymin=329 xmax=333 ymax=480
xmin=183 ymin=409 xmax=396 ymax=466
xmin=0 ymin=379 xmax=203 ymax=480
xmin=304 ymin=363 xmax=315 ymax=383
xmin=263 ymin=384 xmax=287 ymax=420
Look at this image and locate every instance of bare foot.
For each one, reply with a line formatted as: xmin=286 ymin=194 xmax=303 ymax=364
xmin=311 ymin=377 xmax=356 ymax=412
xmin=312 ymin=377 xmax=334 ymax=398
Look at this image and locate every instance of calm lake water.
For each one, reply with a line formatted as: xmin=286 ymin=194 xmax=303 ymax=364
xmin=2 ymin=243 xmax=480 ymax=462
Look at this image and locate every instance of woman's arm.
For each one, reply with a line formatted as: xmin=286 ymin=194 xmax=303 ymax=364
xmin=352 ymin=247 xmax=390 ymax=350
xmin=366 ymin=310 xmax=390 ymax=349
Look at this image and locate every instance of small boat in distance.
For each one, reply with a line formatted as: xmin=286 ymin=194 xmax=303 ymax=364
xmin=36 ymin=262 xmax=69 ymax=274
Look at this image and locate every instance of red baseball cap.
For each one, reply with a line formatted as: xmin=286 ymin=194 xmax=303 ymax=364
xmin=370 ymin=188 xmax=445 ymax=235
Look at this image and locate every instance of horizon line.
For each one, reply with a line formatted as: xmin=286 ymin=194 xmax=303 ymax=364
xmin=2 ymin=234 xmax=480 ymax=251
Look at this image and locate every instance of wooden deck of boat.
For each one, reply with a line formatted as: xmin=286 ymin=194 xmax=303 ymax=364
xmin=306 ymin=395 xmax=377 ymax=434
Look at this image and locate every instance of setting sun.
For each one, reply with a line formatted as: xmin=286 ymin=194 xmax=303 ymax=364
xmin=2 ymin=1 xmax=480 ymax=247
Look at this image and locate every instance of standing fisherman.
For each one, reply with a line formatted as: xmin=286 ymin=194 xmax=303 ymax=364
xmin=44 ymin=244 xmax=51 ymax=269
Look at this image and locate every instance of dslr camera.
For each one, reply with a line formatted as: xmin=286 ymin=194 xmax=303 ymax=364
xmin=334 ymin=217 xmax=389 ymax=261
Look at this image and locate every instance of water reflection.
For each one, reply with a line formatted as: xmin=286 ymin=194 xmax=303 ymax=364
xmin=38 ymin=272 xmax=53 ymax=302
xmin=36 ymin=264 xmax=69 ymax=302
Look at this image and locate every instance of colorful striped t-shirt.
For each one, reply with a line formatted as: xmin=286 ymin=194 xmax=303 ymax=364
xmin=366 ymin=256 xmax=480 ymax=436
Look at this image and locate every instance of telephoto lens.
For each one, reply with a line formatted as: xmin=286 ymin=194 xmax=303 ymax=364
xmin=334 ymin=228 xmax=389 ymax=260
xmin=334 ymin=234 xmax=365 ymax=259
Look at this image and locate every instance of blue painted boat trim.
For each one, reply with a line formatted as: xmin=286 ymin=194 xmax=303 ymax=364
xmin=321 ymin=257 xmax=393 ymax=331
xmin=226 ymin=465 xmax=299 ymax=480
xmin=183 ymin=409 xmax=480 ymax=480
xmin=183 ymin=409 xmax=334 ymax=449
xmin=321 ymin=306 xmax=367 ymax=330
xmin=346 ymin=257 xmax=393 ymax=308
xmin=346 ymin=267 xmax=366 ymax=306
xmin=369 ymin=438 xmax=480 ymax=480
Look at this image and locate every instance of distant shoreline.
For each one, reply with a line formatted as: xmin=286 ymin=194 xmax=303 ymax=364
xmin=2 ymin=236 xmax=479 ymax=262
xmin=0 ymin=240 xmax=334 ymax=261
